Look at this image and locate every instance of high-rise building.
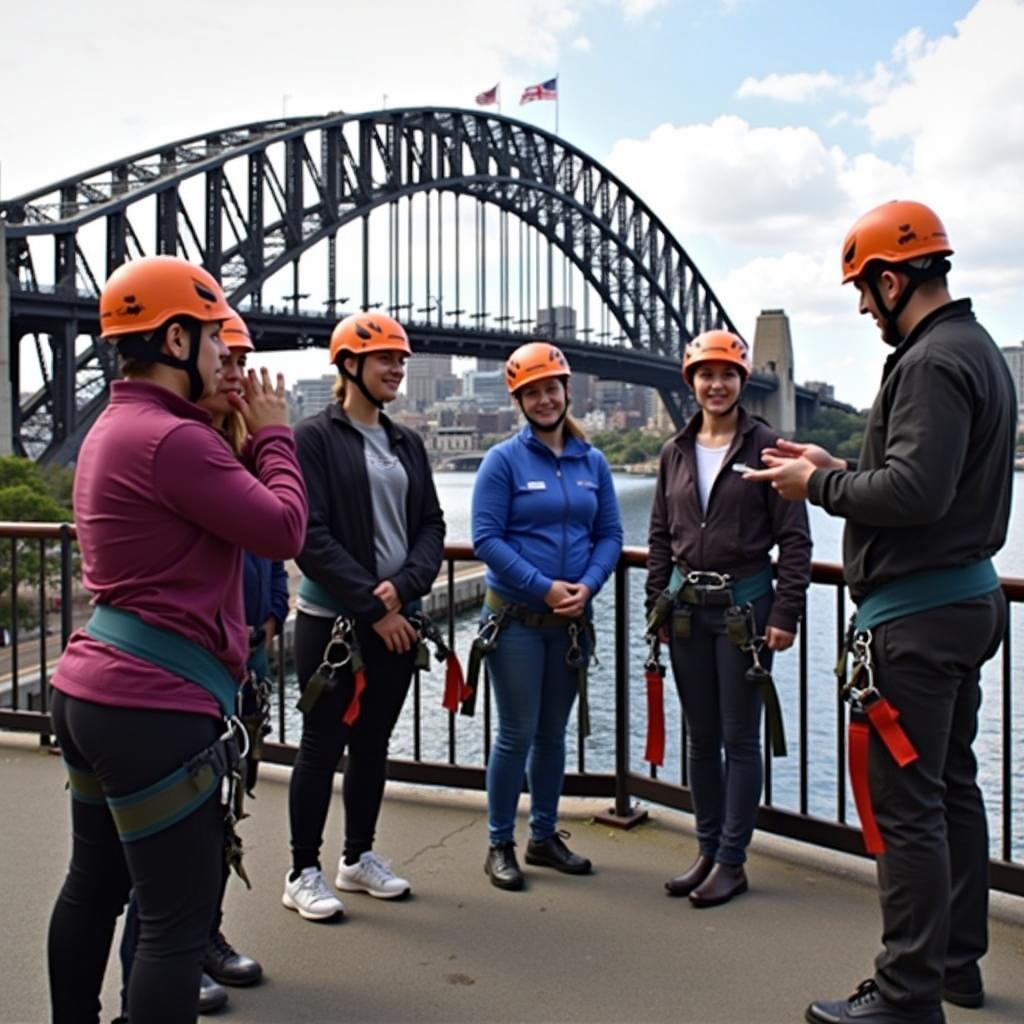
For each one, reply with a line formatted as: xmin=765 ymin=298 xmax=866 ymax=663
xmin=464 ymin=370 xmax=507 ymax=411
xmin=406 ymin=353 xmax=457 ymax=411
xmin=292 ymin=375 xmax=337 ymax=420
xmin=1001 ymin=345 xmax=1023 ymax=424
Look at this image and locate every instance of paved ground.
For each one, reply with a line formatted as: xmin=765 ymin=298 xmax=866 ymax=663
xmin=2 ymin=735 xmax=1022 ymax=1024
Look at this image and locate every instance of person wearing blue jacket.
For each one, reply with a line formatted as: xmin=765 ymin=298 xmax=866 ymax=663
xmin=472 ymin=342 xmax=623 ymax=891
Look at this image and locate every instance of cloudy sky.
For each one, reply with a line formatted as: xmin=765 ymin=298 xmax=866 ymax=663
xmin=2 ymin=0 xmax=1022 ymax=408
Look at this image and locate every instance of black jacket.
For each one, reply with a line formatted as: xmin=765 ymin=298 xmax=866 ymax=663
xmin=294 ymin=404 xmax=445 ymax=623
xmin=646 ymin=407 xmax=812 ymax=633
xmin=808 ymin=299 xmax=1016 ymax=601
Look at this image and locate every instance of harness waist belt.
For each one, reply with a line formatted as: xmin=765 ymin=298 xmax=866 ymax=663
xmin=855 ymin=559 xmax=999 ymax=632
xmin=484 ymin=588 xmax=576 ymax=627
xmin=298 ymin=576 xmax=349 ymax=616
xmin=676 ymin=566 xmax=774 ymax=607
xmin=86 ymin=605 xmax=237 ymax=718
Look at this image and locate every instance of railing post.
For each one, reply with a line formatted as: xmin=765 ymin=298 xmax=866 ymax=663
xmin=594 ymin=558 xmax=647 ymax=829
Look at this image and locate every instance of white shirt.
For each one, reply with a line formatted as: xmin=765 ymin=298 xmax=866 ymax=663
xmin=695 ymin=440 xmax=729 ymax=513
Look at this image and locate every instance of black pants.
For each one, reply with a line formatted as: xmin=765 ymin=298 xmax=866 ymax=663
xmin=288 ymin=612 xmax=415 ymax=872
xmin=49 ymin=690 xmax=224 ymax=1024
xmin=869 ymin=591 xmax=1005 ymax=1008
xmin=668 ymin=594 xmax=772 ymax=866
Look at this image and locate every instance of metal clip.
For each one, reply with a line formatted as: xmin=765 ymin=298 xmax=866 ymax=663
xmin=565 ymin=620 xmax=586 ymax=669
xmin=686 ymin=570 xmax=731 ymax=591
xmin=841 ymin=629 xmax=876 ymax=707
xmin=475 ymin=613 xmax=502 ymax=654
xmin=319 ymin=616 xmax=354 ymax=675
xmin=742 ymin=635 xmax=771 ymax=682
xmin=644 ymin=633 xmax=662 ymax=673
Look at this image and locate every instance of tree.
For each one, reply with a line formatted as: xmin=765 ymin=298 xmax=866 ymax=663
xmin=0 ymin=457 xmax=74 ymax=631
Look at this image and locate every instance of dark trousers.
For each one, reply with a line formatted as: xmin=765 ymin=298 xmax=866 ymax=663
xmin=288 ymin=611 xmax=415 ymax=872
xmin=49 ymin=690 xmax=224 ymax=1024
xmin=668 ymin=594 xmax=772 ymax=866
xmin=869 ymin=591 xmax=1005 ymax=1008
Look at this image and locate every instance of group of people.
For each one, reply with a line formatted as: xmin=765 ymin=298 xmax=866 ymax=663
xmin=46 ymin=197 xmax=1014 ymax=1024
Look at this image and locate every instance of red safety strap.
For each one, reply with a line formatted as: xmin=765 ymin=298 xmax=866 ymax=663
xmin=342 ymin=666 xmax=367 ymax=726
xmin=849 ymin=718 xmax=885 ymax=854
xmin=441 ymin=653 xmax=469 ymax=713
xmin=644 ymin=667 xmax=666 ymax=767
xmin=848 ymin=697 xmax=919 ymax=855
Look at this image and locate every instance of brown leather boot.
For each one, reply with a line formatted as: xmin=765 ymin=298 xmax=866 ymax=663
xmin=688 ymin=862 xmax=747 ymax=908
xmin=664 ymin=853 xmax=715 ymax=897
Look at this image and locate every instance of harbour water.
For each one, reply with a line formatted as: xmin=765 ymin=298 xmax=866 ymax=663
xmin=281 ymin=470 xmax=1024 ymax=860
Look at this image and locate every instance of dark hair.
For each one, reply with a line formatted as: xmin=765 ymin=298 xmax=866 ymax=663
xmin=114 ymin=315 xmax=202 ymax=377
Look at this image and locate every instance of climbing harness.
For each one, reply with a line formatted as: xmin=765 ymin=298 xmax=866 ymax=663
xmin=407 ymin=610 xmax=469 ymax=713
xmin=295 ymin=615 xmax=367 ymax=726
xmin=837 ymin=619 xmax=918 ymax=855
xmin=464 ymin=589 xmax=598 ymax=736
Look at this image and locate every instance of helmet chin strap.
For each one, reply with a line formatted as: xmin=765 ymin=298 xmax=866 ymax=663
xmin=118 ymin=321 xmax=206 ymax=402
xmin=338 ymin=354 xmax=385 ymax=410
xmin=867 ymin=258 xmax=950 ymax=344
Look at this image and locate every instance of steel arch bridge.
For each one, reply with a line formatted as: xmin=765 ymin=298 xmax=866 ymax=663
xmin=2 ymin=106 xmax=772 ymax=462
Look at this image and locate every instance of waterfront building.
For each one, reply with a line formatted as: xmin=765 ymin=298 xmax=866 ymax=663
xmin=1001 ymin=344 xmax=1024 ymax=424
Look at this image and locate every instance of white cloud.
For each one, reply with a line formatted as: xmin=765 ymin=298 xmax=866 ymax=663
xmin=571 ymin=35 xmax=593 ymax=51
xmin=617 ymin=0 xmax=669 ymax=20
xmin=737 ymin=71 xmax=842 ymax=103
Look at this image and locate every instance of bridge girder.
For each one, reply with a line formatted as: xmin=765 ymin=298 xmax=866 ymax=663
xmin=3 ymin=107 xmax=745 ymax=461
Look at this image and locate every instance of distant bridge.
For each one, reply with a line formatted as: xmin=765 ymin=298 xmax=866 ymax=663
xmin=1 ymin=107 xmax=848 ymax=463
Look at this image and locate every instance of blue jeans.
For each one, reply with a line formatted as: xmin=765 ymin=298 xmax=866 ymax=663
xmin=484 ymin=618 xmax=583 ymax=845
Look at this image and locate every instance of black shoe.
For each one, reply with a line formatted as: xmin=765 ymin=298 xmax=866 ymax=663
xmin=525 ymin=830 xmax=592 ymax=875
xmin=688 ymin=862 xmax=747 ymax=908
xmin=199 ymin=972 xmax=229 ymax=1014
xmin=203 ymin=931 xmax=263 ymax=987
xmin=805 ymin=979 xmax=945 ymax=1023
xmin=485 ymin=841 xmax=524 ymax=890
xmin=665 ymin=853 xmax=715 ymax=897
xmin=943 ymin=963 xmax=984 ymax=1008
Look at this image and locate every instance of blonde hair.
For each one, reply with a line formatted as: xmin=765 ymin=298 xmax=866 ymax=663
xmin=221 ymin=409 xmax=248 ymax=457
xmin=563 ymin=414 xmax=587 ymax=442
xmin=332 ymin=373 xmax=347 ymax=403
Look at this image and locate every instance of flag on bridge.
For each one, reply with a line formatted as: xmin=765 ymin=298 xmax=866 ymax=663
xmin=520 ymin=77 xmax=558 ymax=104
xmin=475 ymin=83 xmax=500 ymax=106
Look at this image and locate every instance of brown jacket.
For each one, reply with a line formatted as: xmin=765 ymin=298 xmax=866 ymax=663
xmin=646 ymin=407 xmax=812 ymax=633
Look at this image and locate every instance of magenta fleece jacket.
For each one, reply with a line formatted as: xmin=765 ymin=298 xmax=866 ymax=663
xmin=53 ymin=381 xmax=308 ymax=719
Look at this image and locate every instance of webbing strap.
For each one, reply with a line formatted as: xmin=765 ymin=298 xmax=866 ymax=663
xmin=848 ymin=698 xmax=919 ymax=855
xmin=849 ymin=717 xmax=885 ymax=855
xmin=855 ymin=558 xmax=998 ymax=631
xmin=759 ymin=677 xmax=787 ymax=758
xmin=86 ymin=605 xmax=236 ymax=717
xmin=644 ymin=668 xmax=666 ymax=767
xmin=65 ymin=760 xmax=105 ymax=804
xmin=63 ymin=746 xmax=228 ymax=843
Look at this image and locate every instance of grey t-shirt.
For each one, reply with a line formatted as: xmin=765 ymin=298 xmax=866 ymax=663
xmin=351 ymin=421 xmax=409 ymax=581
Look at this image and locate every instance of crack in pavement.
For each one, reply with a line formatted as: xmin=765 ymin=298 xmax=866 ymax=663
xmin=401 ymin=815 xmax=481 ymax=866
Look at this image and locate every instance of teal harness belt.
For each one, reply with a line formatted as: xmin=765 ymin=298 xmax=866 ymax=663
xmin=855 ymin=559 xmax=999 ymax=632
xmin=298 ymin=576 xmax=349 ymax=616
xmin=85 ymin=605 xmax=237 ymax=718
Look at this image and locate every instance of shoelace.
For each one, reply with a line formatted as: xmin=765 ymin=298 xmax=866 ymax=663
xmin=849 ymin=980 xmax=881 ymax=1009
xmin=301 ymin=870 xmax=336 ymax=903
xmin=210 ymin=931 xmax=236 ymax=959
xmin=360 ymin=853 xmax=396 ymax=883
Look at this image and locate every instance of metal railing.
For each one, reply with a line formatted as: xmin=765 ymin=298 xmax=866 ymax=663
xmin=1 ymin=526 xmax=1021 ymax=895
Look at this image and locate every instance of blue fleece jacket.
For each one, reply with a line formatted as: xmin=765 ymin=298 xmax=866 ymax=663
xmin=471 ymin=426 xmax=623 ymax=611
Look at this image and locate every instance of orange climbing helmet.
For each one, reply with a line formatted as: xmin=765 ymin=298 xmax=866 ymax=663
xmin=682 ymin=330 xmax=752 ymax=384
xmin=840 ymin=200 xmax=953 ymax=284
xmin=505 ymin=342 xmax=571 ymax=394
xmin=220 ymin=312 xmax=254 ymax=352
xmin=99 ymin=256 xmax=233 ymax=339
xmin=329 ymin=311 xmax=412 ymax=365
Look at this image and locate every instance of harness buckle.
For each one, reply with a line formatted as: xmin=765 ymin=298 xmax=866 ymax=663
xmin=565 ymin=620 xmax=586 ymax=669
xmin=475 ymin=614 xmax=503 ymax=653
xmin=686 ymin=570 xmax=731 ymax=591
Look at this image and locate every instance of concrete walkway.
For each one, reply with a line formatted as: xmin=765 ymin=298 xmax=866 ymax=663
xmin=2 ymin=735 xmax=1022 ymax=1024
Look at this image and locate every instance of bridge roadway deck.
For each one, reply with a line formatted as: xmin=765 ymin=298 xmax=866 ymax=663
xmin=3 ymin=735 xmax=1023 ymax=1024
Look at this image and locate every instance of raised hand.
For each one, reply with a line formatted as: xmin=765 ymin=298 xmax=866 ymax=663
xmin=229 ymin=367 xmax=289 ymax=434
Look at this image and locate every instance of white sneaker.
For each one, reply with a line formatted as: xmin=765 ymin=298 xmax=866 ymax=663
xmin=282 ymin=867 xmax=345 ymax=920
xmin=336 ymin=851 xmax=411 ymax=899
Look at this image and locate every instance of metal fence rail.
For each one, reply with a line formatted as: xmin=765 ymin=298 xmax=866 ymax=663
xmin=1 ymin=525 xmax=1021 ymax=895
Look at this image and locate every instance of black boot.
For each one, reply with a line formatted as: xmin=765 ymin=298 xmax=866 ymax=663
xmin=485 ymin=841 xmax=524 ymax=890
xmin=203 ymin=931 xmax=263 ymax=987
xmin=525 ymin=830 xmax=592 ymax=875
xmin=665 ymin=853 xmax=715 ymax=896
xmin=198 ymin=972 xmax=229 ymax=1014
xmin=688 ymin=861 xmax=747 ymax=908
xmin=805 ymin=979 xmax=944 ymax=1023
